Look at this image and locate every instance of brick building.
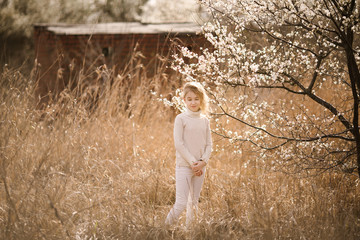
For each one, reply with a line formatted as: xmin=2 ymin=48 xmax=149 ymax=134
xmin=33 ymin=22 xmax=208 ymax=100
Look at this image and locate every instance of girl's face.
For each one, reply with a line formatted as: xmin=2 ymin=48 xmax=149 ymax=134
xmin=184 ymin=90 xmax=201 ymax=112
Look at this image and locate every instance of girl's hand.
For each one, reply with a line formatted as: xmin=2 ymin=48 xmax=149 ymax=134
xmin=194 ymin=169 xmax=203 ymax=176
xmin=192 ymin=161 xmax=206 ymax=171
xmin=192 ymin=161 xmax=206 ymax=176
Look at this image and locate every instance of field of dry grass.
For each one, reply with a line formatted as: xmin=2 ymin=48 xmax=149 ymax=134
xmin=1 ymin=61 xmax=360 ymax=240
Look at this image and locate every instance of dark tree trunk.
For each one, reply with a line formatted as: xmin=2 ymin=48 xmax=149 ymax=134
xmin=345 ymin=45 xmax=360 ymax=179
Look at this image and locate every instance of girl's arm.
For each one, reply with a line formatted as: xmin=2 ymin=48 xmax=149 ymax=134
xmin=200 ymin=118 xmax=212 ymax=164
xmin=174 ymin=116 xmax=197 ymax=165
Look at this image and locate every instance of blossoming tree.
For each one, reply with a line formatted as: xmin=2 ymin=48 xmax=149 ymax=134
xmin=172 ymin=0 xmax=360 ymax=178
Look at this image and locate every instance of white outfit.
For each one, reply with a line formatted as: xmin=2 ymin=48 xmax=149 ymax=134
xmin=165 ymin=109 xmax=212 ymax=226
xmin=173 ymin=109 xmax=212 ymax=166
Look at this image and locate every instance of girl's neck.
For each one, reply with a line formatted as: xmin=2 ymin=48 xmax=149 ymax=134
xmin=185 ymin=107 xmax=201 ymax=118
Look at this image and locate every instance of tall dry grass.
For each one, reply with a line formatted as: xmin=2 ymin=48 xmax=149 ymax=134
xmin=1 ymin=57 xmax=360 ymax=240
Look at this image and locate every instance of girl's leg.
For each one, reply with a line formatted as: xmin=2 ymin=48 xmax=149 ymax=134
xmin=165 ymin=166 xmax=193 ymax=225
xmin=186 ymin=168 xmax=206 ymax=226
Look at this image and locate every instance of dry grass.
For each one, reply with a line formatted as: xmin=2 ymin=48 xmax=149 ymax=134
xmin=1 ymin=60 xmax=360 ymax=240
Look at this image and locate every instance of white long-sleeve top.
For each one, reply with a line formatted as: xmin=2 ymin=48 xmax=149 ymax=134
xmin=174 ymin=109 xmax=212 ymax=167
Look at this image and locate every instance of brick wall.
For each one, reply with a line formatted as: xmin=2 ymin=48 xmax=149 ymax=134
xmin=33 ymin=25 xmax=209 ymax=102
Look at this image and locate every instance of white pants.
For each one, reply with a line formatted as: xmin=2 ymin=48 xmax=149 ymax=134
xmin=165 ymin=166 xmax=205 ymax=226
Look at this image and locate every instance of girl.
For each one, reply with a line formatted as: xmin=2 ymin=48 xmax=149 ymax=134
xmin=165 ymin=82 xmax=212 ymax=227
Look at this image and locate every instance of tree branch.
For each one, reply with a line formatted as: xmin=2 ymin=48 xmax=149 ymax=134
xmin=281 ymin=72 xmax=353 ymax=132
xmin=216 ymin=105 xmax=354 ymax=142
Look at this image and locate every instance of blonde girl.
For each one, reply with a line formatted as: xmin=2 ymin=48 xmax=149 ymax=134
xmin=165 ymin=82 xmax=212 ymax=227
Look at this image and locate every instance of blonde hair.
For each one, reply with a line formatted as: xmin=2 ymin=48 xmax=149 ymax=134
xmin=182 ymin=82 xmax=209 ymax=115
